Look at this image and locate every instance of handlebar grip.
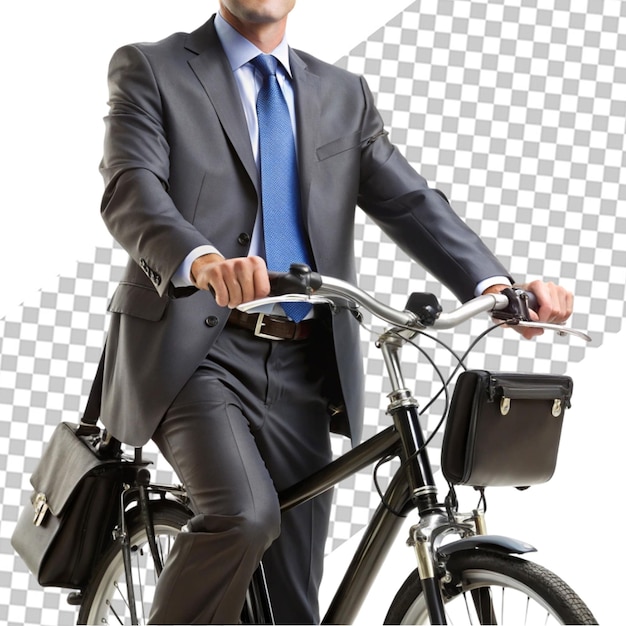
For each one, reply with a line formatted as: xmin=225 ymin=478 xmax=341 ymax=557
xmin=268 ymin=264 xmax=322 ymax=296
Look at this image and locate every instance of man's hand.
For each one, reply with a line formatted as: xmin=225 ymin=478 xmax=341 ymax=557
xmin=482 ymin=281 xmax=573 ymax=339
xmin=190 ymin=254 xmax=271 ymax=308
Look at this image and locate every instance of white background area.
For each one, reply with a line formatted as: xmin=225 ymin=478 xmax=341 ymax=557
xmin=0 ymin=2 xmax=622 ymax=623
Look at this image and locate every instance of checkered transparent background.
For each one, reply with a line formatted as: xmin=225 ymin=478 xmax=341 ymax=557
xmin=1 ymin=1 xmax=625 ymax=623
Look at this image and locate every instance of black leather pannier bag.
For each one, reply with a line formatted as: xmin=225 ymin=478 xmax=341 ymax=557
xmin=441 ymin=370 xmax=573 ymax=488
xmin=10 ymin=421 xmax=121 ymax=588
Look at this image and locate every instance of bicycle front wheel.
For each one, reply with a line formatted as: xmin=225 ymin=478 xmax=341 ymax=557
xmin=385 ymin=550 xmax=597 ymax=625
xmin=77 ymin=500 xmax=191 ymax=625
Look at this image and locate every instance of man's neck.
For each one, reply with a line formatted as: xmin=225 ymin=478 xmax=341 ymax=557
xmin=219 ymin=7 xmax=287 ymax=53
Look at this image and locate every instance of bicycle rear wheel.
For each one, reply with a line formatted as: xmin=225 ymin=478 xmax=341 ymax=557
xmin=77 ymin=500 xmax=191 ymax=625
xmin=385 ymin=550 xmax=597 ymax=625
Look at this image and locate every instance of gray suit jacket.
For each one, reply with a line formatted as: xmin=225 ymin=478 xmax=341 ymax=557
xmin=98 ymin=16 xmax=511 ymax=447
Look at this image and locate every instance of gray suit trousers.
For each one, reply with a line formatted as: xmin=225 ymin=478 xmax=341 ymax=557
xmin=148 ymin=322 xmax=334 ymax=624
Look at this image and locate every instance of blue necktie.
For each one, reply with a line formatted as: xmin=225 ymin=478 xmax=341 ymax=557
xmin=252 ymin=54 xmax=312 ymax=322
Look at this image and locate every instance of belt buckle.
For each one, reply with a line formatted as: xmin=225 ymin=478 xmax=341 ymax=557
xmin=254 ymin=313 xmax=284 ymax=341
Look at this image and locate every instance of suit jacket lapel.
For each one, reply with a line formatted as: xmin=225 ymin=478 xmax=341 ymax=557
xmin=290 ymin=50 xmax=321 ymax=223
xmin=182 ymin=22 xmax=321 ymax=225
xmin=185 ymin=17 xmax=259 ymax=192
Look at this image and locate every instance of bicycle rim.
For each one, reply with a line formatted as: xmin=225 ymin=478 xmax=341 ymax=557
xmin=385 ymin=551 xmax=597 ymax=625
xmin=78 ymin=501 xmax=190 ymax=625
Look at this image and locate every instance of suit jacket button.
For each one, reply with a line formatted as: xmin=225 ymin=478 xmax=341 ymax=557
xmin=237 ymin=232 xmax=251 ymax=246
xmin=205 ymin=316 xmax=219 ymax=327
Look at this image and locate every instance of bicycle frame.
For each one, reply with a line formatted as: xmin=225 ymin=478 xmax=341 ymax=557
xmin=67 ymin=264 xmax=594 ymax=626
xmin=110 ymin=335 xmax=534 ymax=624
xmin=110 ymin=267 xmax=589 ymax=625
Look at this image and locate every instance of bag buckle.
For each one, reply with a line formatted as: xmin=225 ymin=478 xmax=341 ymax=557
xmin=33 ymin=492 xmax=49 ymax=526
xmin=500 ymin=397 xmax=511 ymax=416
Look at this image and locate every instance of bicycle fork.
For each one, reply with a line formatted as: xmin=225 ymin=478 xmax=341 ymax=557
xmin=406 ymin=509 xmax=492 ymax=626
xmin=409 ymin=527 xmax=447 ymax=625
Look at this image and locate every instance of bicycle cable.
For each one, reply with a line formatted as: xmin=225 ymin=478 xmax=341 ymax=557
xmin=356 ymin=314 xmax=453 ymax=514
xmin=356 ymin=314 xmax=509 ymax=515
xmin=392 ymin=321 xmax=509 ymax=477
xmin=385 ymin=320 xmax=508 ymax=450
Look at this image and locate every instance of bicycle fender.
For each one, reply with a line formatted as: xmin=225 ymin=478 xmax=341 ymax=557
xmin=438 ymin=534 xmax=536 ymax=557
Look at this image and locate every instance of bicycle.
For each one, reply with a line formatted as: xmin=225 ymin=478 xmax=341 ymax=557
xmin=73 ymin=265 xmax=596 ymax=625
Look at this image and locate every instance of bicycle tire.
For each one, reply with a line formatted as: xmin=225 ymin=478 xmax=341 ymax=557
xmin=384 ymin=550 xmax=597 ymax=625
xmin=77 ymin=499 xmax=191 ymax=625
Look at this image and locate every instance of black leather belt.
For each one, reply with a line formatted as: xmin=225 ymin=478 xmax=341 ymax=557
xmin=227 ymin=310 xmax=315 ymax=341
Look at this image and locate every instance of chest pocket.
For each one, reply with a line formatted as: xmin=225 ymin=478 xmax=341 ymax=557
xmin=316 ymin=131 xmax=362 ymax=162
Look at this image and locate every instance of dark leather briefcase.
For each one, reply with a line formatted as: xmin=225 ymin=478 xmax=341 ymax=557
xmin=441 ymin=370 xmax=573 ymax=488
xmin=11 ymin=421 xmax=121 ymax=588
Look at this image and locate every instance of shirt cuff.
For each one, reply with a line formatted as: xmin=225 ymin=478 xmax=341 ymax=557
xmin=474 ymin=275 xmax=512 ymax=297
xmin=171 ymin=245 xmax=222 ymax=287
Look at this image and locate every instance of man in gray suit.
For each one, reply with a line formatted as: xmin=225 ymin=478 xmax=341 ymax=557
xmin=99 ymin=1 xmax=573 ymax=623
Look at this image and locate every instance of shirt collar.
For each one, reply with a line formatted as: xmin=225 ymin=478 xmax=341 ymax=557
xmin=214 ymin=11 xmax=292 ymax=77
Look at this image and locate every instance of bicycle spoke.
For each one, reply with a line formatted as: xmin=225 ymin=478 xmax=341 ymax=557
xmin=108 ymin=598 xmax=124 ymax=625
xmin=460 ymin=591 xmax=474 ymax=624
xmin=113 ymin=579 xmax=131 ymax=615
xmin=524 ymin=595 xmax=530 ymax=624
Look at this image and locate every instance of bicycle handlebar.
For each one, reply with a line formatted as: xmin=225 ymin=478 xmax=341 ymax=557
xmin=237 ymin=264 xmax=590 ymax=341
xmin=265 ymin=264 xmax=529 ymax=329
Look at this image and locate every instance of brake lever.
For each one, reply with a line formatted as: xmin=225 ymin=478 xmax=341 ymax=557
xmin=237 ymin=294 xmax=334 ymax=313
xmin=512 ymin=321 xmax=591 ymax=342
xmin=491 ymin=288 xmax=591 ymax=342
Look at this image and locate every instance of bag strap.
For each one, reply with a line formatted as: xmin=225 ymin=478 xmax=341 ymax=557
xmin=76 ymin=347 xmax=105 ymax=435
